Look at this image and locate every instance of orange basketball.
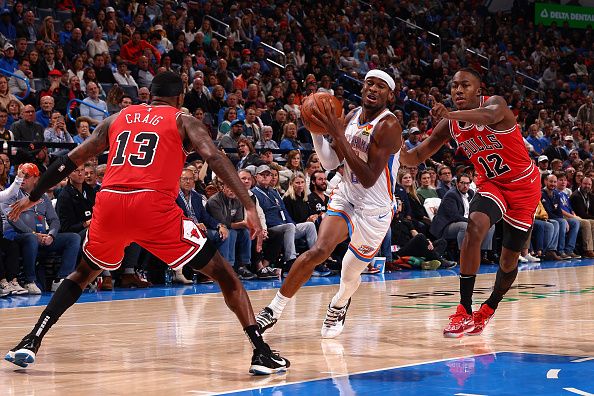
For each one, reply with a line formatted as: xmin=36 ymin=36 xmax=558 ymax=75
xmin=300 ymin=92 xmax=342 ymax=134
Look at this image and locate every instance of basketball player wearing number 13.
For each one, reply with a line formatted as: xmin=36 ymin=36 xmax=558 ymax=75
xmin=401 ymin=68 xmax=540 ymax=338
xmin=4 ymin=72 xmax=289 ymax=375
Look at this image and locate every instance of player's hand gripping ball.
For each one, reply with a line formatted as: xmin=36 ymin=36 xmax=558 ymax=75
xmin=300 ymin=92 xmax=343 ymax=134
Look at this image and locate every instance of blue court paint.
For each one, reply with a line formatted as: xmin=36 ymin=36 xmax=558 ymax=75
xmin=219 ymin=352 xmax=594 ymax=396
xmin=1 ymin=260 xmax=593 ymax=309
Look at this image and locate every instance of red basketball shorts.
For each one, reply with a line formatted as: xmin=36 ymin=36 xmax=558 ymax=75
xmin=82 ymin=189 xmax=208 ymax=271
xmin=476 ymin=167 xmax=541 ymax=231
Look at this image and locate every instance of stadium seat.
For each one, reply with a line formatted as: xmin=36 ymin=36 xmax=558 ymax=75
xmin=100 ymin=83 xmax=113 ymax=96
xmin=55 ymin=10 xmax=72 ymax=22
xmin=35 ymin=8 xmax=54 ymax=20
xmin=120 ymin=85 xmax=138 ymax=100
xmin=32 ymin=78 xmax=48 ymax=92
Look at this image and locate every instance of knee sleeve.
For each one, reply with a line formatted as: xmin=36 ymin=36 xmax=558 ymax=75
xmin=331 ymin=250 xmax=369 ymax=308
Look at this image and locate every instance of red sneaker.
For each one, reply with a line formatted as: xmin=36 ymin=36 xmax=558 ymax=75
xmin=443 ymin=304 xmax=474 ymax=338
xmin=466 ymin=304 xmax=495 ymax=336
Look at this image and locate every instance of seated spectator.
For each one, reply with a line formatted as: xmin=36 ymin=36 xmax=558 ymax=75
xmin=0 ymin=75 xmax=21 ymax=111
xmin=236 ymin=138 xmax=264 ymax=170
xmin=36 ymin=96 xmax=55 ymax=129
xmin=6 ymin=98 xmax=21 ymax=129
xmin=279 ymin=122 xmax=304 ymax=151
xmin=80 ymin=82 xmax=108 ymax=124
xmin=73 ymin=117 xmax=92 ymax=145
xmin=405 ymin=127 xmax=422 ymax=150
xmin=120 ymin=31 xmax=161 ymax=66
xmin=217 ymin=107 xmax=238 ymax=137
xmin=282 ymin=172 xmax=330 ymax=276
xmin=92 ymin=53 xmax=116 ymax=84
xmin=40 ymin=70 xmax=71 ymax=114
xmin=63 ymin=28 xmax=86 ymax=61
xmin=38 ymin=47 xmax=64 ymax=79
xmin=176 ymin=168 xmax=226 ymax=283
xmin=138 ymin=87 xmax=151 ymax=104
xmin=252 ymin=165 xmax=318 ymax=274
xmin=113 ymin=61 xmax=139 ymax=88
xmin=0 ymin=106 xmax=14 ymax=142
xmin=0 ymin=42 xmax=18 ymax=72
xmin=255 ymin=125 xmax=281 ymax=158
xmin=0 ymin=163 xmax=26 ymax=296
xmin=183 ymin=77 xmax=210 ymax=115
xmin=416 ymin=170 xmax=439 ymax=203
xmin=9 ymin=57 xmax=33 ymax=97
xmin=533 ymin=200 xmax=561 ymax=260
xmin=206 ymin=178 xmax=256 ymax=280
xmin=436 ymin=165 xmax=454 ymax=198
xmin=398 ymin=170 xmax=431 ymax=234
xmin=569 ymin=177 xmax=594 ymax=258
xmin=544 ymin=134 xmax=568 ymax=162
xmin=542 ymin=173 xmax=580 ymax=259
xmin=44 ymin=113 xmax=74 ymax=153
xmin=538 ymin=155 xmax=550 ymax=176
xmin=86 ymin=27 xmax=109 ymax=58
xmin=220 ymin=119 xmax=246 ymax=162
xmin=12 ymin=105 xmax=43 ymax=141
xmin=430 ymin=174 xmax=495 ymax=258
xmin=1 ymin=163 xmax=80 ymax=294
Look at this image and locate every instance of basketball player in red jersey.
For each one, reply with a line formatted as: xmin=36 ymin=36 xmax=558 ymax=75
xmin=401 ymin=68 xmax=540 ymax=338
xmin=5 ymin=72 xmax=289 ymax=375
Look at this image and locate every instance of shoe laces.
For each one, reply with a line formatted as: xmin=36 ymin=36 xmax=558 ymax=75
xmin=449 ymin=310 xmax=470 ymax=324
xmin=323 ymin=306 xmax=342 ymax=327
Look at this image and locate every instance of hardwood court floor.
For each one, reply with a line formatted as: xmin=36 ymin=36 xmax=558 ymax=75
xmin=1 ymin=264 xmax=593 ymax=395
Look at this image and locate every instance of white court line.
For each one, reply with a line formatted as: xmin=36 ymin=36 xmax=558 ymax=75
xmin=455 ymin=393 xmax=487 ymax=396
xmin=210 ymin=351 xmax=500 ymax=396
xmin=564 ymin=388 xmax=594 ymax=396
xmin=547 ymin=369 xmax=560 ymax=379
xmin=572 ymin=357 xmax=594 ymax=363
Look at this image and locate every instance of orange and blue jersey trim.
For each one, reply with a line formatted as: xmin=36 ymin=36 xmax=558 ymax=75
xmin=326 ymin=206 xmax=354 ymax=237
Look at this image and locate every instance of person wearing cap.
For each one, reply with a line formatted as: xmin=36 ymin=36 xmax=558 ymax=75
xmin=0 ymin=42 xmax=17 ymax=72
xmin=543 ymin=133 xmax=568 ymax=162
xmin=1 ymin=163 xmax=81 ymax=295
xmin=537 ymin=155 xmax=550 ymax=176
xmin=120 ymin=31 xmax=161 ymax=66
xmin=562 ymin=135 xmax=575 ymax=156
xmin=405 ymin=127 xmax=422 ymax=150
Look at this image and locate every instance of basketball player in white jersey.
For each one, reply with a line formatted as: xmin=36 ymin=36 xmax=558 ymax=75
xmin=256 ymin=70 xmax=402 ymax=338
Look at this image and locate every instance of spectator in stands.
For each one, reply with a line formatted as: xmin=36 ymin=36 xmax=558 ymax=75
xmin=12 ymin=104 xmax=43 ymax=141
xmin=73 ymin=117 xmax=91 ymax=145
xmin=120 ymin=31 xmax=161 ymax=66
xmin=183 ymin=77 xmax=210 ymax=115
xmin=436 ymin=165 xmax=453 ymax=198
xmin=577 ymin=96 xmax=594 ymax=125
xmin=86 ymin=26 xmax=108 ymax=58
xmin=0 ymin=9 xmax=15 ymax=40
xmin=532 ymin=200 xmax=561 ymax=261
xmin=6 ymin=98 xmax=21 ymax=128
xmin=416 ymin=170 xmax=439 ymax=203
xmin=37 ymin=47 xmax=64 ymax=79
xmin=243 ymin=107 xmax=261 ymax=142
xmin=217 ymin=107 xmax=238 ymax=137
xmin=80 ymin=82 xmax=108 ymax=124
xmin=44 ymin=113 xmax=73 ymax=150
xmin=430 ymin=174 xmax=495 ymax=256
xmin=206 ymin=178 xmax=256 ymax=280
xmin=542 ymin=173 xmax=580 ymax=259
xmin=569 ymin=177 xmax=594 ymax=258
xmin=0 ymin=75 xmax=20 ymax=111
xmin=252 ymin=164 xmax=317 ymax=274
xmin=35 ymin=96 xmax=54 ymax=129
xmin=113 ymin=61 xmax=138 ymax=89
xmin=16 ymin=10 xmax=37 ymax=42
xmin=279 ymin=122 xmax=303 ymax=151
xmin=9 ymin=57 xmax=33 ymax=97
xmin=538 ymin=155 xmax=550 ymax=176
xmin=92 ymin=53 xmax=116 ymax=84
xmin=138 ymin=87 xmax=151 ymax=104
xmin=544 ymin=134 xmax=568 ymax=162
xmin=220 ymin=119 xmax=245 ymax=161
xmin=398 ymin=170 xmax=431 ymax=235
xmin=308 ymin=169 xmax=329 ymax=216
xmin=255 ymin=125 xmax=280 ymax=152
xmin=0 ymin=106 xmax=13 ymax=142
xmin=0 ymin=42 xmax=17 ymax=73
xmin=236 ymin=138 xmax=264 ymax=170
xmin=2 ymin=163 xmax=80 ymax=294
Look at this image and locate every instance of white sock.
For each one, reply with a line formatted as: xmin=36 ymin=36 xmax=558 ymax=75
xmin=268 ymin=291 xmax=290 ymax=319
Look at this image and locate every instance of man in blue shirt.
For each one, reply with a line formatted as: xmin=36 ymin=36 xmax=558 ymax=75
xmin=251 ymin=165 xmax=317 ymax=273
xmin=541 ymin=173 xmax=580 ymax=259
xmin=525 ymin=123 xmax=547 ymax=156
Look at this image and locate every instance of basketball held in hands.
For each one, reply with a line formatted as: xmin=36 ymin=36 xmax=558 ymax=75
xmin=300 ymin=92 xmax=343 ymax=134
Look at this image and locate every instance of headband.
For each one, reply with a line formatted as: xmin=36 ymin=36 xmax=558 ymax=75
xmin=365 ymin=70 xmax=395 ymax=91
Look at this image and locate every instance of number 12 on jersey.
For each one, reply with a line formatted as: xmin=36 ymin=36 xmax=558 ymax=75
xmin=111 ymin=131 xmax=160 ymax=167
xmin=477 ymin=153 xmax=511 ymax=179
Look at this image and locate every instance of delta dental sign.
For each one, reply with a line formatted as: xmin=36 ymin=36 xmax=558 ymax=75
xmin=535 ymin=3 xmax=594 ymax=29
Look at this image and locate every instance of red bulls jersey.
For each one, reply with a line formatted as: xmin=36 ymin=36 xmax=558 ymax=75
xmin=102 ymin=104 xmax=187 ymax=198
xmin=448 ymin=96 xmax=535 ymax=187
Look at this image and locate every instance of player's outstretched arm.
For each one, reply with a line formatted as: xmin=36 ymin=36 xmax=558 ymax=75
xmin=9 ymin=115 xmax=115 ymax=221
xmin=434 ymin=96 xmax=515 ymax=128
xmin=400 ymin=118 xmax=451 ymax=167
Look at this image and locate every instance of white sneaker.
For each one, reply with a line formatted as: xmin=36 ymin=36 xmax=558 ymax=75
xmin=321 ymin=298 xmax=351 ymax=339
xmin=518 ymin=255 xmax=528 ymax=263
xmin=524 ymin=253 xmax=540 ymax=262
xmin=9 ymin=280 xmax=28 ymax=295
xmin=0 ymin=279 xmax=11 ymax=297
xmin=24 ymin=283 xmax=42 ymax=295
xmin=51 ymin=279 xmax=64 ymax=292
xmin=173 ymin=269 xmax=192 ymax=284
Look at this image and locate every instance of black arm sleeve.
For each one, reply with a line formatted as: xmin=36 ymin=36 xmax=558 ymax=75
xmin=29 ymin=156 xmax=78 ymax=201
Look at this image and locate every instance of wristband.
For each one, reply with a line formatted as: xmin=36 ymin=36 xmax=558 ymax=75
xmin=29 ymin=156 xmax=78 ymax=201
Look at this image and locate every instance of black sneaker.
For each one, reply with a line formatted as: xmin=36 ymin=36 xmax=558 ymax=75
xmin=438 ymin=258 xmax=457 ymax=269
xmin=249 ymin=346 xmax=290 ymax=375
xmin=255 ymin=307 xmax=278 ymax=333
xmin=237 ymin=266 xmax=257 ymax=280
xmin=5 ymin=334 xmax=41 ymax=368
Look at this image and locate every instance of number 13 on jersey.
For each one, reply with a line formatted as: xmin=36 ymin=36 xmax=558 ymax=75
xmin=111 ymin=131 xmax=160 ymax=167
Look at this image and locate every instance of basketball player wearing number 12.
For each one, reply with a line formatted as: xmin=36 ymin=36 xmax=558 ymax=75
xmin=5 ymin=72 xmax=289 ymax=375
xmin=401 ymin=68 xmax=540 ymax=338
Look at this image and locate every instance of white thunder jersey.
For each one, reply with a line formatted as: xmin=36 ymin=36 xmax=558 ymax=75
xmin=338 ymin=107 xmax=400 ymax=210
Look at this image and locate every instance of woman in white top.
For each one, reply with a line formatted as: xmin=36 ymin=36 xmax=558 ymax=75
xmin=86 ymin=27 xmax=109 ymax=58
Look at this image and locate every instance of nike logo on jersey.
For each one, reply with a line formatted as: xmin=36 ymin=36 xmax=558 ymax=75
xmin=530 ymin=176 xmax=538 ymax=183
